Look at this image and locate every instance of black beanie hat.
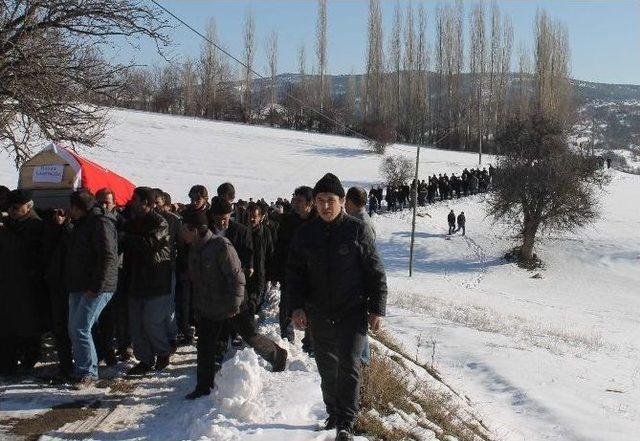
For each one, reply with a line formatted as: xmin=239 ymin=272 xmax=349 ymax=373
xmin=182 ymin=207 xmax=209 ymax=228
xmin=7 ymin=189 xmax=33 ymax=206
xmin=313 ymin=173 xmax=345 ymax=198
xmin=210 ymin=196 xmax=233 ymax=215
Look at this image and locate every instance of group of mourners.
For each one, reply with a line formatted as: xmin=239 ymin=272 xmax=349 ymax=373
xmin=0 ymin=173 xmax=386 ymax=441
xmin=368 ymin=165 xmax=494 ymax=214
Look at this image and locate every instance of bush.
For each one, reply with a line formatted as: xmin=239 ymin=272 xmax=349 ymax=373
xmin=362 ymin=120 xmax=396 ymax=154
xmin=381 ymin=155 xmax=415 ymax=186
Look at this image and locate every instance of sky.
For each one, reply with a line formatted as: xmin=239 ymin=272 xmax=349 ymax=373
xmin=112 ymin=0 xmax=640 ymax=85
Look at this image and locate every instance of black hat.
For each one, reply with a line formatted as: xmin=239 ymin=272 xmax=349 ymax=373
xmin=210 ymin=196 xmax=233 ymax=215
xmin=182 ymin=208 xmax=209 ymax=228
xmin=313 ymin=173 xmax=345 ymax=198
xmin=7 ymin=189 xmax=33 ymax=206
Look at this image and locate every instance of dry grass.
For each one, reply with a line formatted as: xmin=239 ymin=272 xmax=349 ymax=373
xmin=358 ymin=331 xmax=494 ymax=441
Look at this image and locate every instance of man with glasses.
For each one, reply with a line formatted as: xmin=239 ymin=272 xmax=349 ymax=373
xmin=0 ymin=190 xmax=45 ymax=376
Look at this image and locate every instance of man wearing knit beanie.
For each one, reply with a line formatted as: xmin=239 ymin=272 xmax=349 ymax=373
xmin=287 ymin=173 xmax=388 ymax=441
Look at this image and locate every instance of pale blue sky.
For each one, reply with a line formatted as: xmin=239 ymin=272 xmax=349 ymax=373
xmin=114 ymin=0 xmax=640 ymax=85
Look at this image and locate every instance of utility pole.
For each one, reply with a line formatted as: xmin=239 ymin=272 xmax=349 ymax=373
xmin=409 ymin=144 xmax=421 ymax=277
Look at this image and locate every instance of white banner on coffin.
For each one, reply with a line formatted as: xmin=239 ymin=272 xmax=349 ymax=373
xmin=33 ymin=165 xmax=65 ymax=183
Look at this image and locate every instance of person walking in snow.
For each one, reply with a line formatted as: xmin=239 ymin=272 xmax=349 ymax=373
xmin=208 ymin=197 xmax=287 ymax=373
xmin=288 ymin=173 xmax=388 ymax=441
xmin=448 ymin=209 xmax=456 ymax=235
xmin=64 ymin=189 xmax=119 ymax=389
xmin=122 ymin=187 xmax=174 ymax=377
xmin=181 ymin=209 xmax=246 ymax=400
xmin=245 ymin=202 xmax=274 ymax=320
xmin=456 ymin=211 xmax=466 ymax=236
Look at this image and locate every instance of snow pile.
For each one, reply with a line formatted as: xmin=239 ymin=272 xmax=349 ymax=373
xmin=214 ymin=349 xmax=265 ymax=422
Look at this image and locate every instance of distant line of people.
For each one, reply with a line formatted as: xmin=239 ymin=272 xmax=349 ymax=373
xmin=368 ymin=165 xmax=495 ymax=214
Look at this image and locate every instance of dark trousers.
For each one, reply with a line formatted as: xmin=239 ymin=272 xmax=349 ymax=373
xmin=0 ymin=336 xmax=41 ymax=375
xmin=176 ymin=278 xmax=194 ymax=339
xmin=448 ymin=223 xmax=455 ymax=235
xmin=278 ymin=283 xmax=293 ymax=340
xmin=310 ymin=311 xmax=368 ymax=428
xmin=196 ymin=317 xmax=226 ymax=391
xmin=94 ymin=288 xmax=129 ymax=358
xmin=213 ymin=308 xmax=281 ymax=367
xmin=50 ymin=288 xmax=73 ymax=374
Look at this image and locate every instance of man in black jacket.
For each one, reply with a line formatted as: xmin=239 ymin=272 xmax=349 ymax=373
xmin=123 ymin=187 xmax=174 ymax=376
xmin=65 ymin=190 xmax=118 ymax=389
xmin=273 ymin=186 xmax=316 ymax=342
xmin=288 ymin=173 xmax=388 ymax=441
xmin=246 ymin=202 xmax=274 ymax=319
xmin=0 ymin=190 xmax=45 ymax=376
xmin=448 ymin=209 xmax=456 ymax=235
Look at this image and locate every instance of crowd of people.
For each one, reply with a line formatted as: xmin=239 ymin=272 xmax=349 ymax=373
xmin=368 ymin=165 xmax=494 ymax=214
xmin=0 ymin=174 xmax=386 ymax=441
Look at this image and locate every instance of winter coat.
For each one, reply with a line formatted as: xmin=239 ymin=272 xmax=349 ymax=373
xmin=64 ymin=206 xmax=119 ymax=295
xmin=247 ymin=224 xmax=274 ymax=296
xmin=287 ymin=212 xmax=388 ymax=320
xmin=352 ymin=210 xmax=376 ymax=241
xmin=457 ymin=213 xmax=466 ymax=226
xmin=122 ymin=210 xmax=172 ymax=298
xmin=159 ymin=209 xmax=182 ymax=267
xmin=448 ymin=212 xmax=456 ymax=225
xmin=272 ymin=209 xmax=316 ymax=283
xmin=189 ymin=230 xmax=245 ymax=321
xmin=0 ymin=210 xmax=45 ymax=336
xmin=222 ymin=220 xmax=254 ymax=272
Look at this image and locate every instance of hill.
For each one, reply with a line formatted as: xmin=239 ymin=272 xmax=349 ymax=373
xmin=0 ymin=109 xmax=638 ymax=441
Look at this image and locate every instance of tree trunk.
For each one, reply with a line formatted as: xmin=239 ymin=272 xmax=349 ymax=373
xmin=520 ymin=219 xmax=538 ymax=261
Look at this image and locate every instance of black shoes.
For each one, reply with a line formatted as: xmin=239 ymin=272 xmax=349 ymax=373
xmin=126 ymin=362 xmax=153 ymax=377
xmin=155 ymin=355 xmax=171 ymax=371
xmin=185 ymin=387 xmax=211 ymax=400
xmin=323 ymin=415 xmax=336 ymax=431
xmin=335 ymin=429 xmax=354 ymax=441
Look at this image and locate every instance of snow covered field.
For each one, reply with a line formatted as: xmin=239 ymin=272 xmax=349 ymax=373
xmin=1 ymin=108 xmax=638 ymax=440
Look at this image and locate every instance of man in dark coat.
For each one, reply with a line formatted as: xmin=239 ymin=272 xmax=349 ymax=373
xmin=288 ymin=174 xmax=388 ymax=441
xmin=0 ymin=190 xmax=44 ymax=375
xmin=246 ymin=202 xmax=274 ymax=318
xmin=456 ymin=211 xmax=466 ymax=236
xmin=448 ymin=210 xmax=456 ymax=235
xmin=122 ymin=187 xmax=174 ymax=376
xmin=273 ymin=186 xmax=316 ymax=342
xmin=43 ymin=207 xmax=74 ymax=379
xmin=65 ymin=190 xmax=118 ymax=388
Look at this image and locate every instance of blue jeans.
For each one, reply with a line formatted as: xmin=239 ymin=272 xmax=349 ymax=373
xmin=129 ymin=295 xmax=172 ymax=366
xmin=68 ymin=292 xmax=113 ymax=379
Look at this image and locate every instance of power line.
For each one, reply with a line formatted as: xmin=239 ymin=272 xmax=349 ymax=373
xmin=149 ymin=0 xmax=372 ymax=142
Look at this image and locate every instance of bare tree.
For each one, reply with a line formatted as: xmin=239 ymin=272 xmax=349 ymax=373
xmin=469 ymin=2 xmax=486 ymax=158
xmin=488 ymin=113 xmax=608 ymax=263
xmin=315 ymin=0 xmax=328 ymax=113
xmin=198 ymin=18 xmax=233 ymax=120
xmin=534 ymin=10 xmax=572 ymax=126
xmin=180 ymin=58 xmax=198 ymax=117
xmin=242 ymin=11 xmax=256 ymax=123
xmin=0 ymin=0 xmax=169 ymax=166
xmin=365 ymin=0 xmax=385 ymax=123
xmin=389 ymin=1 xmax=402 ymax=131
xmin=265 ymin=29 xmax=279 ymax=125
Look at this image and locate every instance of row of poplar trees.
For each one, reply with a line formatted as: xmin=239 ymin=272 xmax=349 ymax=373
xmin=110 ymin=0 xmax=572 ymax=154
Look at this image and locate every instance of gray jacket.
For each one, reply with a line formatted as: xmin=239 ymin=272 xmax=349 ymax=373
xmin=189 ymin=230 xmax=246 ymax=321
xmin=352 ymin=209 xmax=376 ymax=241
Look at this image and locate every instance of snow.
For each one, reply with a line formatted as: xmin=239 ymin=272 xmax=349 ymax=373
xmin=1 ymin=108 xmax=639 ymax=440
